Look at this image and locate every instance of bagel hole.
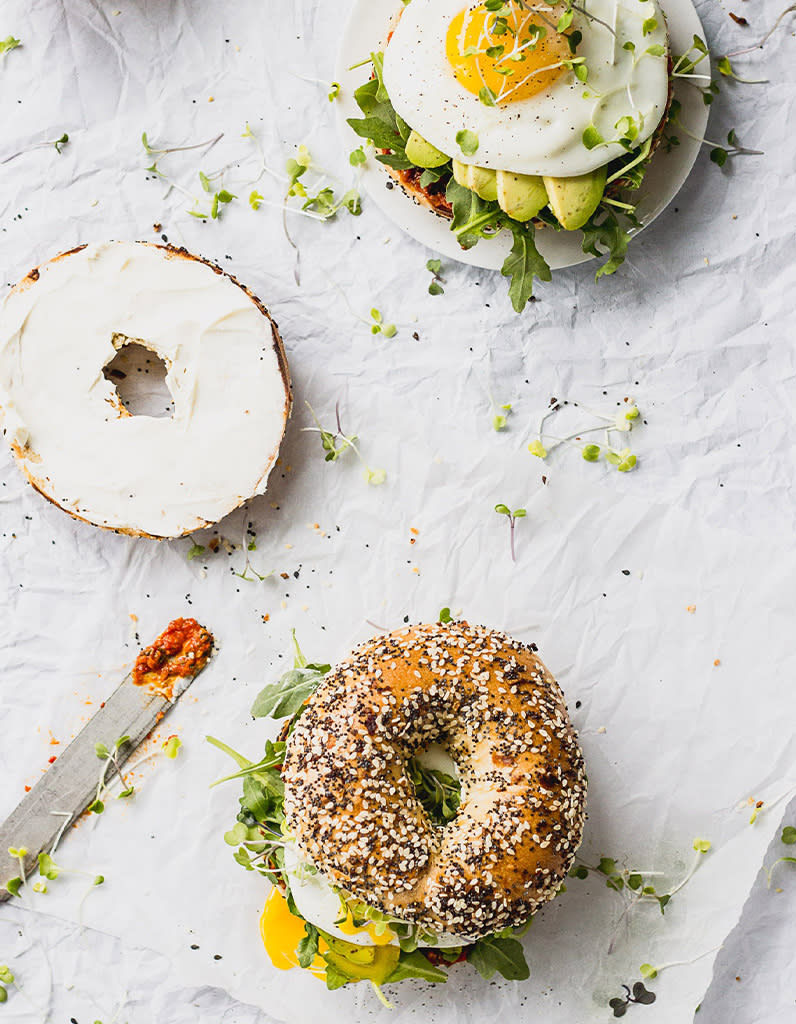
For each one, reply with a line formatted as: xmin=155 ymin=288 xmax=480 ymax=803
xmin=409 ymin=743 xmax=461 ymax=827
xmin=103 ymin=336 xmax=174 ymax=419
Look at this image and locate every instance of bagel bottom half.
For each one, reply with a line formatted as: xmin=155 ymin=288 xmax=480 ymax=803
xmin=282 ymin=622 xmax=586 ymax=940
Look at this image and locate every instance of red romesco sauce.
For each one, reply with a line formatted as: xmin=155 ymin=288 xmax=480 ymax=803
xmin=132 ymin=617 xmax=214 ymax=698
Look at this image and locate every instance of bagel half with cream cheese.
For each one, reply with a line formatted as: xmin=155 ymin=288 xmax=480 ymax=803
xmin=0 ymin=241 xmax=291 ymax=538
xmin=210 ymin=621 xmax=586 ymax=995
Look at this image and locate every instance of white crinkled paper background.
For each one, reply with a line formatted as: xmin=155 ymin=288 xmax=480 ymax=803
xmin=1 ymin=0 xmax=796 ymax=1021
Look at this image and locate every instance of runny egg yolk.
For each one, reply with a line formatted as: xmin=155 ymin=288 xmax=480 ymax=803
xmin=446 ymin=1 xmax=572 ymax=104
xmin=259 ymin=888 xmax=395 ymax=979
xmin=260 ymin=888 xmax=328 ymax=978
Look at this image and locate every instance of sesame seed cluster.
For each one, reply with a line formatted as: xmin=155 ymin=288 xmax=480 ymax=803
xmin=282 ymin=622 xmax=586 ymax=940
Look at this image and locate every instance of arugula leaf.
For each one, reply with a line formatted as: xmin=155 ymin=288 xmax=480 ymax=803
xmin=347 ymin=116 xmax=405 ymax=152
xmin=467 ymin=935 xmax=530 ymax=981
xmin=297 ymin=922 xmax=320 ymax=967
xmin=385 ymin=949 xmax=449 ymax=984
xmin=501 ymin=224 xmax=551 ymax=313
xmin=250 ymin=663 xmax=330 ymax=719
xmin=581 ymin=207 xmax=632 ymax=279
xmin=445 ymin=178 xmax=503 ymax=250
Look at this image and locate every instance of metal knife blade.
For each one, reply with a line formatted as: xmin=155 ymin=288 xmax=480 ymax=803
xmin=0 ymin=618 xmax=213 ymax=901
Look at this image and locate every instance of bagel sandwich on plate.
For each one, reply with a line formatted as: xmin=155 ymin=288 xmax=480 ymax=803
xmin=342 ymin=0 xmax=707 ymax=311
xmin=209 ymin=621 xmax=586 ymax=999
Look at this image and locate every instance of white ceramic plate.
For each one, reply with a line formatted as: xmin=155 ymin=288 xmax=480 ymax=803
xmin=335 ymin=0 xmax=709 ymax=271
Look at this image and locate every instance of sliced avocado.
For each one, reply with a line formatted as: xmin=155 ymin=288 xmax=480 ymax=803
xmin=324 ymin=944 xmax=401 ymax=984
xmin=451 ymin=159 xmax=470 ymax=187
xmin=496 ymin=170 xmax=549 ymax=222
xmin=543 ymin=166 xmax=607 ymax=231
xmin=405 ymin=130 xmax=449 ymax=169
xmin=466 ymin=165 xmax=498 ymax=202
xmin=322 ymin=932 xmax=377 ymax=966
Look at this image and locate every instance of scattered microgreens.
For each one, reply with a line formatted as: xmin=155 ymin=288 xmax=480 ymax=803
xmin=6 ymin=845 xmax=104 ymax=909
xmin=609 ymin=981 xmax=656 ymax=1017
xmin=494 ymin=503 xmax=527 ymax=562
xmin=185 ymin=523 xmax=274 ymax=582
xmin=53 ymin=133 xmax=69 ymax=153
xmin=349 ymin=146 xmax=367 ymax=167
xmin=426 ymin=258 xmax=445 ymax=295
xmin=528 ymin=396 xmax=641 ymax=473
xmin=304 ymin=400 xmax=386 ymax=485
xmin=284 ymin=144 xmax=361 ymax=221
xmin=328 ymin=81 xmax=340 ymax=101
xmin=571 ymin=837 xmax=712 ymax=955
xmin=438 ymin=606 xmax=453 ymax=624
xmin=0 ymin=964 xmax=15 ymax=1005
xmin=764 ymin=824 xmax=796 ymax=887
xmin=90 ymin=735 xmax=134 ymax=812
xmin=0 ymin=36 xmax=20 ymax=57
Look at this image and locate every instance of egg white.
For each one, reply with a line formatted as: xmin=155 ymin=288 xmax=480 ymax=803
xmin=382 ymin=0 xmax=669 ymax=176
xmin=284 ymin=841 xmax=468 ymax=948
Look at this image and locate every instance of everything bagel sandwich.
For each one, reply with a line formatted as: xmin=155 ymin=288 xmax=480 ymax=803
xmin=209 ymin=621 xmax=586 ymax=999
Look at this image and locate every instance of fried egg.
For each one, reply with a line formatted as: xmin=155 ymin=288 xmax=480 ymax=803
xmin=274 ymin=840 xmax=465 ymax=948
xmin=383 ymin=0 xmax=669 ymax=176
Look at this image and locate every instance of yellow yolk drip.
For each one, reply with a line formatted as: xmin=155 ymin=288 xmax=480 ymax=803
xmin=260 ymin=888 xmax=328 ymax=978
xmin=446 ymin=2 xmax=572 ymax=104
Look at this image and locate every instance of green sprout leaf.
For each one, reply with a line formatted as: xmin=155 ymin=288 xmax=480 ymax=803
xmin=455 ymin=129 xmax=479 ymax=156
xmin=782 ymin=826 xmax=796 ymax=845
xmin=582 ymin=444 xmax=601 ymax=462
xmin=640 ymin=963 xmax=658 ymax=979
xmin=642 ymin=16 xmax=658 ymax=35
xmin=187 ymin=542 xmax=205 ymax=560
xmin=38 ymin=852 xmax=60 ymax=880
xmin=328 ymin=81 xmax=340 ymax=102
xmin=349 ymin=146 xmax=367 ymax=166
xmin=439 ymin=607 xmax=453 ymax=624
xmin=54 ymin=133 xmax=69 ymax=154
xmin=692 ymin=838 xmax=712 ymax=853
xmin=582 ymin=124 xmax=605 ymax=150
xmin=0 ymin=36 xmax=21 ymax=56
xmin=163 ymin=735 xmax=182 ymax=758
xmin=5 ymin=878 xmax=22 ymax=897
xmin=249 ymin=190 xmax=264 ymax=210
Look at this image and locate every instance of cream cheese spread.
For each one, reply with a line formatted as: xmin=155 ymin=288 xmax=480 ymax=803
xmin=0 ymin=242 xmax=291 ymax=537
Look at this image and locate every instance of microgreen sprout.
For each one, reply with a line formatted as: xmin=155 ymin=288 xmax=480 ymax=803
xmin=764 ymin=824 xmax=796 ymax=887
xmin=494 ymin=503 xmax=526 ymax=562
xmin=1 ymin=132 xmax=71 ymax=166
xmin=528 ymin=396 xmax=642 ymax=472
xmin=438 ymin=607 xmax=453 ymax=624
xmin=349 ymin=146 xmax=367 ymax=167
xmin=304 ymin=401 xmax=386 ymax=485
xmin=369 ymin=307 xmax=397 ymax=336
xmin=328 ymin=81 xmax=341 ymax=101
xmin=426 ymin=258 xmax=445 ymax=295
xmin=0 ymin=36 xmax=20 ymax=57
xmin=609 ymin=981 xmax=656 ymax=1017
xmin=89 ymin=734 xmax=133 ymax=812
xmin=491 ymin=400 xmax=512 ymax=431
xmin=723 ymin=3 xmax=796 ymax=60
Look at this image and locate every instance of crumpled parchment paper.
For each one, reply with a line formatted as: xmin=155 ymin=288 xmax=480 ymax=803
xmin=1 ymin=0 xmax=796 ymax=1020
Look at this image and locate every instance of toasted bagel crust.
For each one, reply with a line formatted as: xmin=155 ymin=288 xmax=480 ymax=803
xmin=283 ymin=622 xmax=586 ymax=939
